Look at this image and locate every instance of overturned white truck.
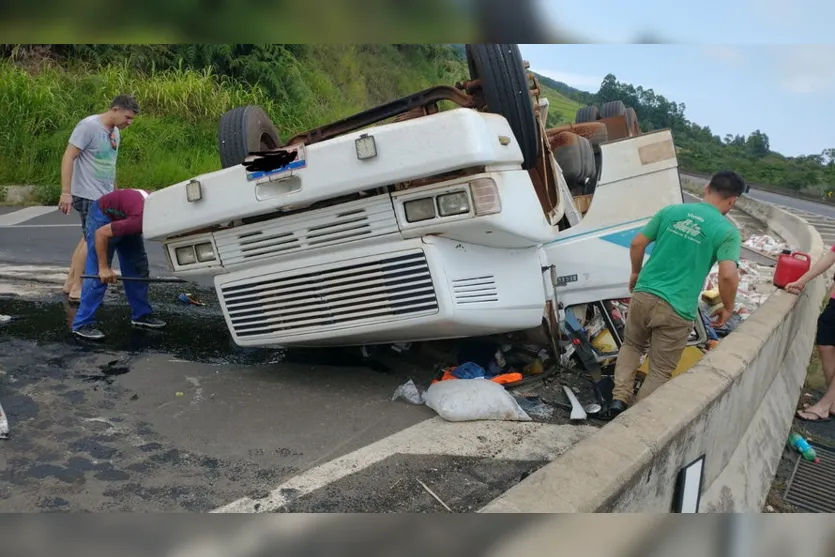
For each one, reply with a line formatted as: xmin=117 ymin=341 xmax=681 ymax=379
xmin=142 ymin=44 xmax=706 ymax=399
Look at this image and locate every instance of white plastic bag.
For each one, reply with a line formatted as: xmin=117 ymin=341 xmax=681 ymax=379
xmin=392 ymin=379 xmax=425 ymax=405
xmin=423 ymin=379 xmax=532 ymax=422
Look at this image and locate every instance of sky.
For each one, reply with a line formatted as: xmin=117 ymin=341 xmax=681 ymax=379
xmin=516 ymin=0 xmax=835 ymax=158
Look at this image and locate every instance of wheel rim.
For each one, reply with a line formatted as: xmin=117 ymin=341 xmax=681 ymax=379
xmin=260 ymin=132 xmax=279 ymax=151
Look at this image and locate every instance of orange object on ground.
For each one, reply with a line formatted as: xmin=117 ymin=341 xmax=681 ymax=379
xmin=491 ymin=372 xmax=524 ymax=385
xmin=430 ymin=367 xmax=523 ymax=386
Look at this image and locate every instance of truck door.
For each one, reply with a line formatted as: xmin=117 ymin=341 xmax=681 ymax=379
xmin=543 ymin=129 xmax=684 ymax=308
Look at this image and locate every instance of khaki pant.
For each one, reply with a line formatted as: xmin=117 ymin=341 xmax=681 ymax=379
xmin=612 ymin=291 xmax=694 ymax=405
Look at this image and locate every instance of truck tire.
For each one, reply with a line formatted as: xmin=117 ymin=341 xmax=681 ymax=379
xmin=599 ymin=100 xmax=627 ymax=119
xmin=626 ymin=107 xmax=640 ymax=136
xmin=551 ymin=131 xmax=592 ymax=186
xmin=575 ymin=105 xmax=600 ymax=123
xmin=466 ymin=44 xmax=539 ymax=170
xmin=579 ymin=135 xmax=595 ymax=182
xmin=570 ymin=122 xmax=608 ymax=148
xmin=585 ymin=151 xmax=603 ymax=195
xmin=218 ymin=105 xmax=282 ymax=169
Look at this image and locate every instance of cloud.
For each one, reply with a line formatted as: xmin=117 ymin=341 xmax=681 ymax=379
xmin=537 ymin=69 xmax=603 ymax=90
xmin=701 ymin=46 xmax=745 ymax=66
xmin=773 ymin=45 xmax=835 ymax=94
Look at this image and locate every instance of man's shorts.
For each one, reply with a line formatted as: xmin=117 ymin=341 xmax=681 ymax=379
xmin=816 ymin=298 xmax=835 ymax=346
xmin=71 ymin=196 xmax=94 ymax=237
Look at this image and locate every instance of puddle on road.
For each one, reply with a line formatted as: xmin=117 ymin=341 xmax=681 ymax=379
xmin=0 ymin=294 xmax=395 ymax=371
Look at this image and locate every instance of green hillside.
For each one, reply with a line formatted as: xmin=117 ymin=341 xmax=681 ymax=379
xmin=552 ymin=73 xmax=835 ymax=197
xmin=4 ymin=43 xmax=825 ymax=203
xmin=0 ymin=44 xmax=583 ymax=203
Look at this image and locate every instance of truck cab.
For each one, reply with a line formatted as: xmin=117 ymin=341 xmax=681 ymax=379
xmin=142 ymin=44 xmax=706 ymax=379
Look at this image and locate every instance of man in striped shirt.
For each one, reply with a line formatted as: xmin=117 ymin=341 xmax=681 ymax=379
xmin=72 ymin=188 xmax=166 ymax=340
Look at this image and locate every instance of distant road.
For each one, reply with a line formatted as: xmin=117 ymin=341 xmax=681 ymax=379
xmin=745 ymin=189 xmax=835 ymax=220
xmin=681 ymin=172 xmax=835 ymax=247
xmin=681 ymin=172 xmax=835 ymax=219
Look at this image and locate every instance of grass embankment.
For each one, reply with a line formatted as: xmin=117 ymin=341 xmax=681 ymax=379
xmin=0 ymin=45 xmax=582 ymax=205
xmin=539 ymin=82 xmax=582 ymax=126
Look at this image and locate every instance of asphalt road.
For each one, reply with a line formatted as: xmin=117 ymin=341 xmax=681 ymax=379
xmin=747 ymin=189 xmax=835 ymax=220
xmin=0 ymin=206 xmax=209 ymax=284
xmin=682 ymin=173 xmax=835 ymax=246
xmin=0 ymin=205 xmax=600 ymax=512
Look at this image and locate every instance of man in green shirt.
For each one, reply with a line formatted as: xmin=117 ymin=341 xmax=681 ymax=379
xmin=605 ymin=170 xmax=746 ymax=420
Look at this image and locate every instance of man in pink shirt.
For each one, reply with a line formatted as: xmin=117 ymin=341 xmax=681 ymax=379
xmin=72 ymin=188 xmax=166 ymax=340
xmin=786 ymin=246 xmax=835 ymax=422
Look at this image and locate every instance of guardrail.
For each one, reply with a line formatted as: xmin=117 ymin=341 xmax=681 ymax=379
xmin=481 ymin=179 xmax=825 ymax=513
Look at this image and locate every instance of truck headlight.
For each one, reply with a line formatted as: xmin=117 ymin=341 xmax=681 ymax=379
xmin=404 ymin=197 xmax=436 ymax=222
xmin=175 ymin=246 xmax=197 ymax=265
xmin=437 ymin=191 xmax=470 ymax=216
xmin=195 ymin=242 xmax=216 ymax=262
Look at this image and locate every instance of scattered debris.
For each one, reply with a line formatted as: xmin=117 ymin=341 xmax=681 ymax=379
xmin=743 ymin=234 xmax=790 ymax=257
xmin=392 ymin=379 xmax=425 ymax=405
xmin=390 ymin=343 xmax=412 ymax=354
xmin=416 ymin=478 xmax=452 ymax=512
xmin=177 ymin=293 xmax=204 ymax=306
xmin=563 ymin=386 xmax=587 ymax=421
xmin=584 ymin=403 xmax=602 ymax=415
xmin=513 ymin=395 xmax=555 ymax=420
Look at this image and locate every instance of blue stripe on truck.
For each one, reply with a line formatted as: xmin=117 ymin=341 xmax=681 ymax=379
xmin=599 ymin=226 xmax=655 ymax=255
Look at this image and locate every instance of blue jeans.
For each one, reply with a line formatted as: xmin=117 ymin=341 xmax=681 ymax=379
xmin=72 ymin=202 xmax=153 ymax=330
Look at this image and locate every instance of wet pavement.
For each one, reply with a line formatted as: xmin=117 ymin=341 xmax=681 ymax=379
xmin=0 ymin=284 xmax=602 ymax=512
xmin=0 ymin=205 xmax=606 ymax=512
xmin=0 ymin=286 xmax=443 ymax=511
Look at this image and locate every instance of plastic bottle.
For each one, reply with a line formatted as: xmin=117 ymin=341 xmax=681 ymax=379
xmin=788 ymin=432 xmax=819 ymax=463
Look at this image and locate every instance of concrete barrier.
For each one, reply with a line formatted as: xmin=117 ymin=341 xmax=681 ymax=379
xmin=482 ymin=175 xmax=826 ymax=513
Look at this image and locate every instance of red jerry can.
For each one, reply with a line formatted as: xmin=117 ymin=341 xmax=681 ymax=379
xmin=773 ymin=249 xmax=811 ymax=289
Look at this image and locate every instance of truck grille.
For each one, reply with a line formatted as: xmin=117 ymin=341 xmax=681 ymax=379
xmin=452 ymin=275 xmax=498 ymax=305
xmin=220 ymin=251 xmax=439 ymax=338
xmin=213 ymin=196 xmax=399 ymax=267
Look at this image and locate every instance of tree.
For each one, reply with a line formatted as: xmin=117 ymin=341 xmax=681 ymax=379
xmin=745 ymin=130 xmax=770 ymax=158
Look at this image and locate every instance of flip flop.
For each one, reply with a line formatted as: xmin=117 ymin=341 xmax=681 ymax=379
xmin=796 ymin=409 xmax=832 ymax=423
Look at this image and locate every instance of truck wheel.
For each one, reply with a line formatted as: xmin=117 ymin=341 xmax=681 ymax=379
xmin=585 ymin=151 xmax=603 ymax=195
xmin=579 ymin=135 xmax=595 ymax=182
xmin=466 ymin=44 xmax=539 ymax=170
xmin=599 ymin=100 xmax=627 ymax=119
xmin=570 ymin=122 xmax=608 ymax=148
xmin=575 ymin=105 xmax=600 ymax=123
xmin=626 ymin=107 xmax=640 ymax=136
xmin=551 ymin=131 xmax=587 ymax=186
xmin=218 ymin=105 xmax=282 ymax=169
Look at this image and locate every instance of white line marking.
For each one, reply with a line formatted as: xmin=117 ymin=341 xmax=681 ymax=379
xmin=0 ymin=224 xmax=80 ymax=228
xmin=0 ymin=206 xmax=59 ymax=226
xmin=0 ymin=224 xmax=81 ymax=228
xmin=211 ymin=416 xmax=597 ymax=513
